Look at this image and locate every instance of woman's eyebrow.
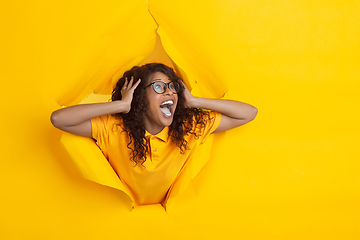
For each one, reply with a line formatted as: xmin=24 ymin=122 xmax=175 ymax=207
xmin=151 ymin=78 xmax=172 ymax=82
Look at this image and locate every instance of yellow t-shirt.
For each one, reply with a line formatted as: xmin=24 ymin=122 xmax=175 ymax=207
xmin=91 ymin=111 xmax=221 ymax=206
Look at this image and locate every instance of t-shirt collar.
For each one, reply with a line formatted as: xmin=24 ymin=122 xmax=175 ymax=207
xmin=145 ymin=127 xmax=169 ymax=142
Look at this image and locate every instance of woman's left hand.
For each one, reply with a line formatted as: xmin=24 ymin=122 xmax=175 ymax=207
xmin=181 ymin=81 xmax=257 ymax=133
xmin=182 ymin=83 xmax=196 ymax=108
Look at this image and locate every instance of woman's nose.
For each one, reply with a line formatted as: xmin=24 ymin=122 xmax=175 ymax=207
xmin=164 ymin=85 xmax=174 ymax=95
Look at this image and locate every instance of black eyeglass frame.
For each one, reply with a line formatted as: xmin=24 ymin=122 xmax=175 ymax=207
xmin=144 ymin=81 xmax=180 ymax=94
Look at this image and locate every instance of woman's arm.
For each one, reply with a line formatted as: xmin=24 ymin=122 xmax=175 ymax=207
xmin=50 ymin=78 xmax=140 ymax=137
xmin=184 ymin=86 xmax=258 ymax=133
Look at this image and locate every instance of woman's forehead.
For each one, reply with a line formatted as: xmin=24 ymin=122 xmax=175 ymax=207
xmin=149 ymin=72 xmax=171 ymax=83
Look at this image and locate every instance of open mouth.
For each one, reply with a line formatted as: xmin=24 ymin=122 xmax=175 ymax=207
xmin=159 ymin=99 xmax=174 ymax=118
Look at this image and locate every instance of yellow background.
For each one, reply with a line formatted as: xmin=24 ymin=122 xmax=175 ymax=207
xmin=1 ymin=0 xmax=359 ymax=239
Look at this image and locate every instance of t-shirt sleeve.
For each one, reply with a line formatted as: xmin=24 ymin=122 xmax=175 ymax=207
xmin=199 ymin=111 xmax=222 ymax=143
xmin=90 ymin=114 xmax=118 ymax=151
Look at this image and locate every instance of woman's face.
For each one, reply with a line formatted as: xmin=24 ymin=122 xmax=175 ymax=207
xmin=143 ymin=71 xmax=178 ymax=135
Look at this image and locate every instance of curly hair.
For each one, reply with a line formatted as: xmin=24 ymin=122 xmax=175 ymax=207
xmin=111 ymin=63 xmax=210 ymax=165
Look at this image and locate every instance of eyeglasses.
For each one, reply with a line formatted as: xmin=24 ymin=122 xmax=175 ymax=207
xmin=144 ymin=81 xmax=180 ymax=94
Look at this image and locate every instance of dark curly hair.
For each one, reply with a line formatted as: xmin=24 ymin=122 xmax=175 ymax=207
xmin=111 ymin=63 xmax=210 ymax=165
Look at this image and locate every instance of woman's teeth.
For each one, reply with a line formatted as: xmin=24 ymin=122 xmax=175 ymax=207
xmin=160 ymin=100 xmax=174 ymax=106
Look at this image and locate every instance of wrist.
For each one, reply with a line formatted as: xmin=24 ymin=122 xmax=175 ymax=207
xmin=188 ymin=96 xmax=200 ymax=108
xmin=113 ymin=100 xmax=130 ymax=113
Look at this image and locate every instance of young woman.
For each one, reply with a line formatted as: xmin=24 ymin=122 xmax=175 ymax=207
xmin=51 ymin=63 xmax=257 ymax=206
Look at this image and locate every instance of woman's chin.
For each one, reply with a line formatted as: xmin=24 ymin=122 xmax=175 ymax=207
xmin=161 ymin=116 xmax=174 ymax=127
xmin=163 ymin=119 xmax=173 ymax=127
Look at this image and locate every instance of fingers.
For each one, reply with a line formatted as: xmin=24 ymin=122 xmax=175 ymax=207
xmin=128 ymin=76 xmax=134 ymax=88
xmin=123 ymin=77 xmax=141 ymax=91
xmin=122 ymin=77 xmax=133 ymax=91
xmin=122 ymin=78 xmax=128 ymax=92
xmin=125 ymin=76 xmax=134 ymax=88
xmin=132 ymin=79 xmax=141 ymax=90
xmin=181 ymin=82 xmax=189 ymax=90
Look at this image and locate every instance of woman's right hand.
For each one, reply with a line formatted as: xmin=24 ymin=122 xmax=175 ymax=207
xmin=120 ymin=76 xmax=141 ymax=113
xmin=51 ymin=76 xmax=141 ymax=137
